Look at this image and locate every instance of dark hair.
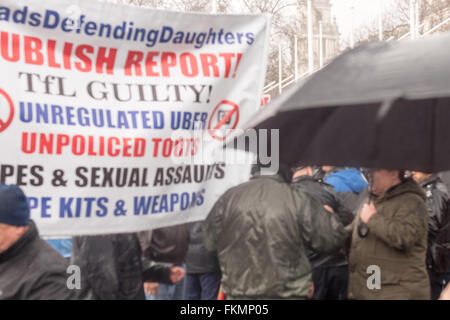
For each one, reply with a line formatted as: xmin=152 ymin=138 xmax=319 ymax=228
xmin=251 ymin=162 xmax=292 ymax=182
xmin=278 ymin=163 xmax=293 ymax=182
xmin=398 ymin=170 xmax=408 ymax=182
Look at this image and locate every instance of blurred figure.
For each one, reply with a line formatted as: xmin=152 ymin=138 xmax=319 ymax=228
xmin=184 ymin=221 xmax=221 ymax=300
xmin=292 ymin=165 xmax=353 ymax=300
xmin=348 ymin=169 xmax=430 ymax=299
xmin=138 ymin=224 xmax=188 ymax=300
xmin=0 ymin=184 xmax=77 ymax=300
xmin=203 ymin=164 xmax=347 ymax=299
xmin=412 ymin=171 xmax=450 ymax=300
xmin=322 ymin=166 xmax=369 ymax=215
xmin=71 ymin=232 xmax=184 ymax=300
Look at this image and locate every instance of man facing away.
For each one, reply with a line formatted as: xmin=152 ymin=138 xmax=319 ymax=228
xmin=291 ymin=165 xmax=353 ymax=300
xmin=0 ymin=184 xmax=77 ymax=300
xmin=348 ymin=169 xmax=430 ymax=300
xmin=202 ymin=164 xmax=347 ymax=299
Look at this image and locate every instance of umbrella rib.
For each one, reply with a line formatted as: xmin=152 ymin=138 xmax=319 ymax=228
xmin=370 ymin=99 xmax=396 ymax=168
xmin=376 ymin=99 xmax=395 ymax=121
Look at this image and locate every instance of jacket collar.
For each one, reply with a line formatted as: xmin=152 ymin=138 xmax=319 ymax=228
xmin=375 ymin=178 xmax=426 ymax=203
xmin=251 ymin=174 xmax=287 ymax=183
xmin=0 ymin=220 xmax=38 ymax=264
xmin=292 ymin=175 xmax=314 ymax=184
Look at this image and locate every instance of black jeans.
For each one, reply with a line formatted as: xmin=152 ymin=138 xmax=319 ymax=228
xmin=312 ymin=265 xmax=349 ymax=300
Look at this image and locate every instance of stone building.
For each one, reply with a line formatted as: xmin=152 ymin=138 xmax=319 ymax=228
xmin=296 ymin=0 xmax=341 ymax=75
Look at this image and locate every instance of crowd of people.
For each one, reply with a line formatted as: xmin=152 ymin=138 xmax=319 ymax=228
xmin=0 ymin=165 xmax=449 ymax=300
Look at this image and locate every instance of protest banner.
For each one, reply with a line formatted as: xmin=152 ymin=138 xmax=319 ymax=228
xmin=0 ymin=0 xmax=269 ymax=236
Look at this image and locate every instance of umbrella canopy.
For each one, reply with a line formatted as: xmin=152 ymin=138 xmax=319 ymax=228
xmin=246 ymin=32 xmax=450 ymax=172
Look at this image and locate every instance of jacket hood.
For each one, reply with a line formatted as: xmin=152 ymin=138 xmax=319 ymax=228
xmin=251 ymin=173 xmax=287 ymax=183
xmin=291 ymin=175 xmax=315 ymax=184
xmin=292 ymin=175 xmax=335 ymax=190
xmin=381 ymin=178 xmax=426 ymax=202
xmin=324 ymin=168 xmax=368 ymax=193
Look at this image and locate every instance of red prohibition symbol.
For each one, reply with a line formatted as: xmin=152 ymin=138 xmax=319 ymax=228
xmin=0 ymin=89 xmax=14 ymax=133
xmin=208 ymin=100 xmax=239 ymax=141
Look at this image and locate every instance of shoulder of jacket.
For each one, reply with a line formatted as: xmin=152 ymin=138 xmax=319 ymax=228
xmin=389 ymin=193 xmax=428 ymax=220
xmin=397 ymin=191 xmax=426 ymax=204
xmin=380 ymin=191 xmax=424 ymax=209
xmin=25 ymin=240 xmax=68 ymax=274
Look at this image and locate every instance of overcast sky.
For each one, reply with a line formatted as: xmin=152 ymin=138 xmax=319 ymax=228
xmin=330 ymin=0 xmax=397 ymax=42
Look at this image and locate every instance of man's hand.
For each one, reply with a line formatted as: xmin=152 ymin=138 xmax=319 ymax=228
xmin=169 ymin=266 xmax=185 ymax=284
xmin=360 ymin=202 xmax=377 ymax=224
xmin=143 ymin=282 xmax=158 ymax=296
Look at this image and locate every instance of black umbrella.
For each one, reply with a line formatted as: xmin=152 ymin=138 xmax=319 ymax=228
xmin=245 ymin=32 xmax=450 ymax=172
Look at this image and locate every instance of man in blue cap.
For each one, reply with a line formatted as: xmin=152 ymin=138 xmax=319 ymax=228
xmin=0 ymin=184 xmax=78 ymax=299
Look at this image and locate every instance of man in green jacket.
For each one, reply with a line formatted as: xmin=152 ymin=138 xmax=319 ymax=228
xmin=348 ymin=169 xmax=430 ymax=300
xmin=202 ymin=165 xmax=348 ymax=299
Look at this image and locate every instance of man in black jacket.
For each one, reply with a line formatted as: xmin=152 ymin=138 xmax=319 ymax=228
xmin=0 ymin=184 xmax=77 ymax=300
xmin=412 ymin=171 xmax=450 ymax=299
xmin=71 ymin=232 xmax=185 ymax=300
xmin=291 ymin=166 xmax=353 ymax=300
